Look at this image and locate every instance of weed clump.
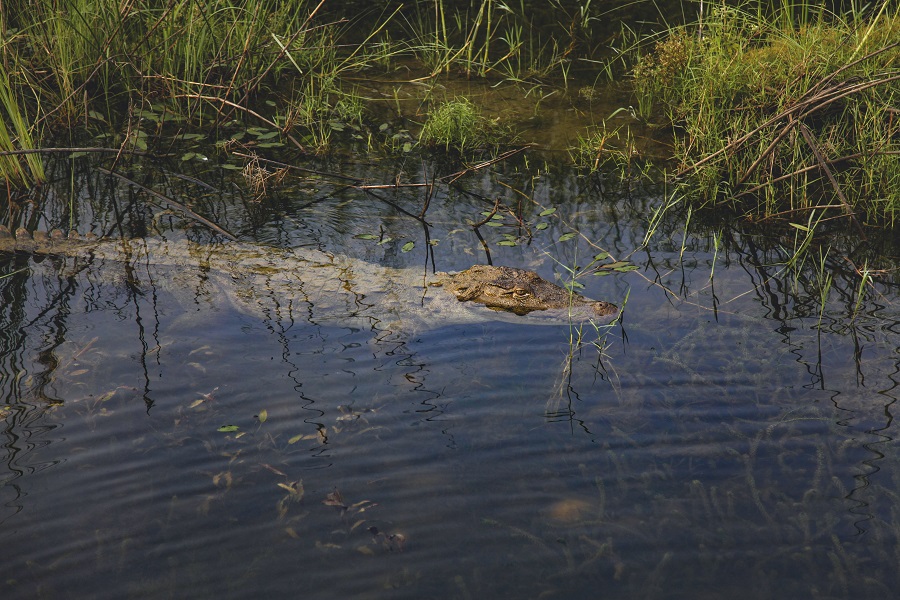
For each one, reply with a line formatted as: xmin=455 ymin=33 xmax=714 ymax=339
xmin=420 ymin=98 xmax=502 ymax=154
xmin=633 ymin=3 xmax=900 ymax=225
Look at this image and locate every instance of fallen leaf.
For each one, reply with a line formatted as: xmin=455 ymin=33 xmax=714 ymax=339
xmin=323 ymin=489 xmax=346 ymax=509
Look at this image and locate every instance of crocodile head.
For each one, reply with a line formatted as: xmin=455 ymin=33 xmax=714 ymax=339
xmin=441 ymin=265 xmax=618 ymax=319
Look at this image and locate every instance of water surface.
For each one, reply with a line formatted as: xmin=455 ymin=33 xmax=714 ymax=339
xmin=2 ymin=157 xmax=899 ymax=600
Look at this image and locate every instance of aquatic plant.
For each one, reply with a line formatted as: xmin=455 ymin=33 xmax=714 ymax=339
xmin=420 ymin=97 xmax=502 ymax=153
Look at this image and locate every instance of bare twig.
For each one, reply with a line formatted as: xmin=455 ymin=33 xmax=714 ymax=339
xmin=0 ymin=147 xmax=157 ymax=157
xmin=440 ymin=145 xmax=535 ymax=184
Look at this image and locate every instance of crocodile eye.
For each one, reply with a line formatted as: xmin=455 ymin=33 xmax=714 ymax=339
xmin=512 ymin=288 xmax=530 ymax=299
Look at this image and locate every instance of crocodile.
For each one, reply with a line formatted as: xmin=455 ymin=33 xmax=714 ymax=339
xmin=0 ymin=226 xmax=618 ymax=329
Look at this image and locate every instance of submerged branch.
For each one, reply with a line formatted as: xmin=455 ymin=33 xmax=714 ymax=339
xmin=97 ymin=167 xmax=237 ymax=241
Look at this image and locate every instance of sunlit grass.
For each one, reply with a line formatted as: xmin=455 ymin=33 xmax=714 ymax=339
xmin=631 ymin=1 xmax=900 ymax=225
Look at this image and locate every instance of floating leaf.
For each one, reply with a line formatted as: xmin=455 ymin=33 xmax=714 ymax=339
xmin=180 ymin=152 xmax=196 ymax=162
xmin=188 ymin=398 xmax=206 ymax=409
xmin=558 ymin=232 xmax=577 ymax=242
xmin=402 ymin=142 xmax=412 ymax=153
xmin=217 ymin=425 xmax=239 ymax=433
xmin=604 ymin=261 xmax=631 ymax=270
xmin=486 ymin=221 xmax=503 ymax=227
xmin=535 ymin=222 xmax=549 ymax=230
xmin=594 ymin=252 xmax=610 ymax=261
xmin=376 ymin=236 xmax=394 ymax=245
xmin=401 ymin=241 xmax=415 ymax=252
xmin=354 ymin=234 xmax=378 ymax=240
xmin=539 ymin=208 xmax=557 ymax=216
xmin=258 ymin=409 xmax=268 ymax=423
xmin=97 ymin=390 xmax=116 ymax=402
xmin=497 ymin=240 xmax=517 ymax=246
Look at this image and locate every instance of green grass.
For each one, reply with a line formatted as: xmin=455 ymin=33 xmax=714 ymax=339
xmin=632 ymin=1 xmax=900 ymax=225
xmin=419 ymin=97 xmax=503 ymax=153
xmin=0 ymin=63 xmax=44 ymax=186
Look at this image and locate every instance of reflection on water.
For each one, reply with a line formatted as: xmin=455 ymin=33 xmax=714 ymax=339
xmin=2 ymin=160 xmax=900 ymax=599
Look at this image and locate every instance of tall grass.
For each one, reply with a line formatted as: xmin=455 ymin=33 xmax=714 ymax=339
xmin=632 ymin=0 xmax=900 ymax=225
xmin=0 ymin=62 xmax=45 ymax=186
xmin=0 ymin=0 xmax=373 ymax=162
xmin=402 ymin=0 xmax=583 ymax=82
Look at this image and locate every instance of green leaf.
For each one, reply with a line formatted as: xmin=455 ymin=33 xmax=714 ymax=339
xmin=593 ymin=252 xmax=610 ymax=261
xmin=180 ymin=152 xmax=196 ymax=162
xmin=376 ymin=236 xmax=394 ymax=245
xmin=255 ymin=131 xmax=280 ymax=140
xmin=486 ymin=221 xmax=503 ymax=227
xmin=497 ymin=240 xmax=517 ymax=246
xmin=402 ymin=142 xmax=412 ymax=153
xmin=401 ymin=241 xmax=415 ymax=252
xmin=539 ymin=208 xmax=557 ymax=216
xmin=354 ymin=234 xmax=378 ymax=240
xmin=535 ymin=223 xmax=549 ymax=230
xmin=217 ymin=425 xmax=239 ymax=433
xmin=605 ymin=261 xmax=631 ymax=270
xmin=258 ymin=409 xmax=268 ymax=423
xmin=558 ymin=232 xmax=577 ymax=242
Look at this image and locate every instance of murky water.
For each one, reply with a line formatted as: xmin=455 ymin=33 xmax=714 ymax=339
xmin=2 ymin=149 xmax=899 ymax=600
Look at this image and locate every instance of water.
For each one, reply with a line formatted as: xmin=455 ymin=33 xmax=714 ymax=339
xmin=2 ymin=154 xmax=899 ymax=599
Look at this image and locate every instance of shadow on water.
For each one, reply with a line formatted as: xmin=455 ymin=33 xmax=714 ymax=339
xmin=2 ymin=146 xmax=900 ymax=599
